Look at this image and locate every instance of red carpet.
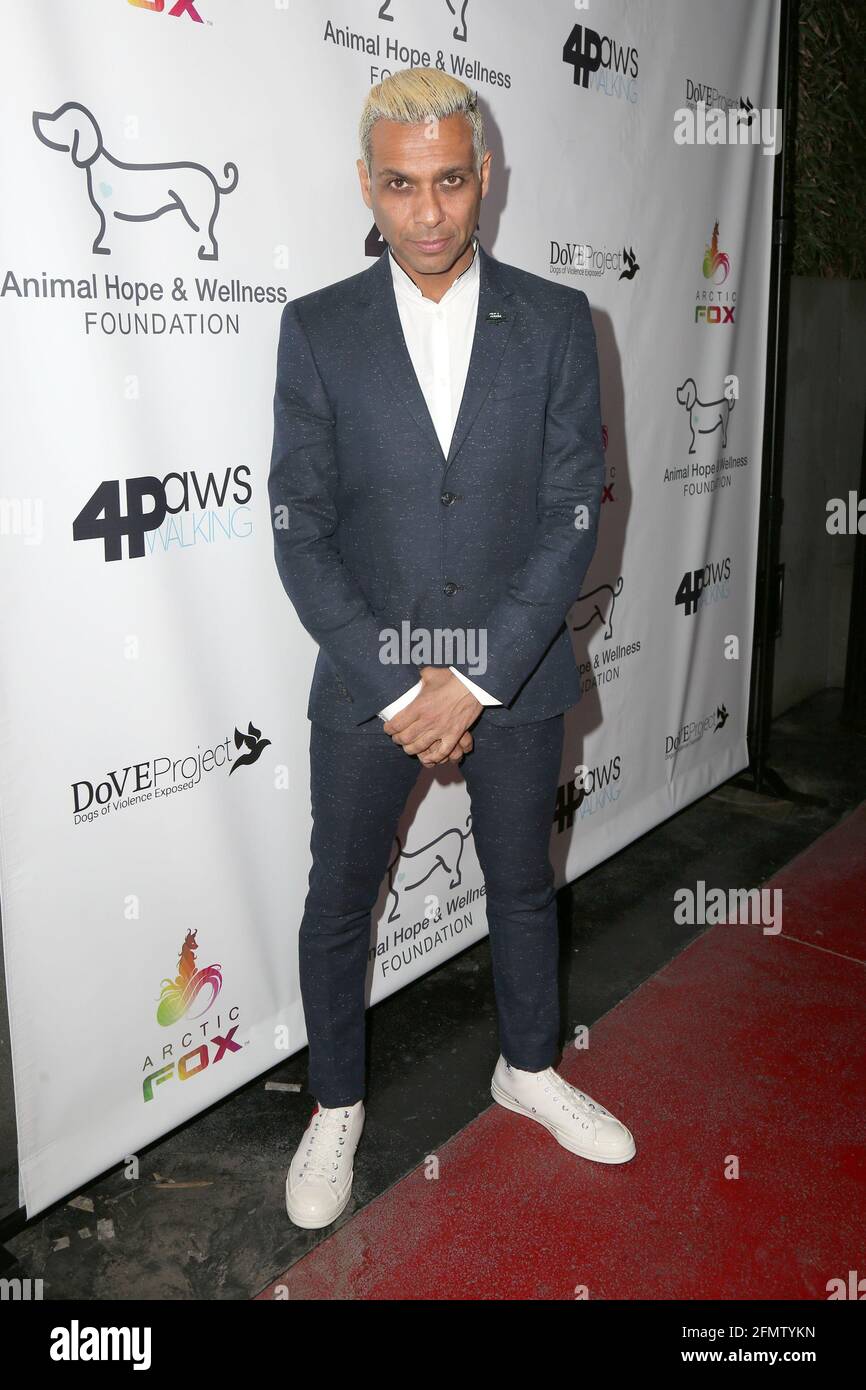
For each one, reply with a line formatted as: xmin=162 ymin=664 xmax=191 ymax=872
xmin=256 ymin=802 xmax=866 ymax=1300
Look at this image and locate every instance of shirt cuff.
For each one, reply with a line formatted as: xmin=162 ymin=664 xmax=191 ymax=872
xmin=449 ymin=667 xmax=502 ymax=706
xmin=378 ymin=680 xmax=422 ymax=720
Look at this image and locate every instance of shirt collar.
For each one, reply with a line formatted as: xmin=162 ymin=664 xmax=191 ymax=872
xmin=388 ymin=235 xmax=479 ymax=305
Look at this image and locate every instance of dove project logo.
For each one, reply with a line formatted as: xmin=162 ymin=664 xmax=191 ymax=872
xmin=143 ymin=929 xmax=242 ymax=1103
xmin=665 ymin=702 xmax=730 ymax=760
xmin=70 ymin=720 xmax=271 ymax=825
xmin=549 ymin=239 xmax=640 ymax=282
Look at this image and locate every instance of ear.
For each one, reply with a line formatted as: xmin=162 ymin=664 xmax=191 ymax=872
xmin=70 ymin=114 xmax=100 ymax=167
xmin=356 ymin=158 xmax=373 ymax=210
xmin=479 ymin=149 xmax=492 ymax=198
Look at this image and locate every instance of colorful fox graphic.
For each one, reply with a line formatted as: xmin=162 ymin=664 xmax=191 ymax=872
xmin=157 ymin=928 xmax=222 ymax=1027
xmin=702 ymin=221 xmax=731 ymax=285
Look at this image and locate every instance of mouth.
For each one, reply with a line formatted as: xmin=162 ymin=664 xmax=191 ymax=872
xmin=411 ymin=235 xmax=453 ymax=254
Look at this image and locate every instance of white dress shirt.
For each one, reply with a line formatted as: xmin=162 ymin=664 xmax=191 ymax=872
xmin=378 ymin=235 xmax=502 ymax=722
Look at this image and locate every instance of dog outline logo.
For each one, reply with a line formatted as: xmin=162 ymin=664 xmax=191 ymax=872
xmin=378 ymin=0 xmax=469 ymax=42
xmin=676 ymin=378 xmax=736 ymax=455
xmin=32 ymin=100 xmax=238 ymax=260
xmin=385 ymin=814 xmax=473 ymax=923
xmin=571 ymin=576 xmax=624 ymax=642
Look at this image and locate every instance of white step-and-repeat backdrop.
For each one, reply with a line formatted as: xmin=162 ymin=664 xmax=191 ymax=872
xmin=0 ymin=0 xmax=780 ymax=1215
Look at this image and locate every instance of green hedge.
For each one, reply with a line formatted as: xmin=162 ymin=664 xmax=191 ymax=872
xmin=794 ymin=0 xmax=866 ymax=278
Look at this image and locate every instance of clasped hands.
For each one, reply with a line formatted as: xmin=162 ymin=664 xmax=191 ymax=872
xmin=382 ymin=666 xmax=482 ymax=766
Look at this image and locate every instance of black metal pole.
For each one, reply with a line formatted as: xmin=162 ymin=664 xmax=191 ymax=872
xmin=841 ymin=402 xmax=866 ymax=732
xmin=733 ymin=0 xmax=823 ymax=803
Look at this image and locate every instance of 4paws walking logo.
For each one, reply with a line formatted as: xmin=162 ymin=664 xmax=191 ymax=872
xmin=674 ymin=558 xmax=733 ymax=617
xmin=554 ymin=754 xmax=623 ymax=834
xmin=72 ymin=465 xmax=253 ymax=560
xmin=71 ymin=720 xmax=272 ymax=826
xmin=562 ymin=20 xmax=639 ymax=103
xmin=143 ymin=928 xmax=243 ymax=1104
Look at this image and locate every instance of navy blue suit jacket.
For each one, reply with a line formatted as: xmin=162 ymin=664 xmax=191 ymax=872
xmin=267 ymin=240 xmax=605 ymax=730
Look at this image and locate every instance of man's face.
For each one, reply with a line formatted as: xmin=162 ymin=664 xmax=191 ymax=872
xmin=358 ymin=112 xmax=490 ymax=279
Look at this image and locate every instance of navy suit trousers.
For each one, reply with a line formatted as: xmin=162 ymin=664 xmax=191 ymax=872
xmin=299 ymin=712 xmax=565 ymax=1106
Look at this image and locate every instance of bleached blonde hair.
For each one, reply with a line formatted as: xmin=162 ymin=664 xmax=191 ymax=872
xmin=359 ymin=67 xmax=486 ymax=176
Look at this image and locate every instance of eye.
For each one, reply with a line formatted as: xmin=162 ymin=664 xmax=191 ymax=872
xmin=388 ymin=178 xmax=409 ymax=190
xmin=443 ymin=175 xmax=464 ymax=187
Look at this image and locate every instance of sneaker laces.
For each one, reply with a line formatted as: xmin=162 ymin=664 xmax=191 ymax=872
xmin=299 ymin=1106 xmax=352 ymax=1183
xmin=543 ymin=1070 xmax=604 ymax=1130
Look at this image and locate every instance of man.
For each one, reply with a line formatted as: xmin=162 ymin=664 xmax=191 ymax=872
xmin=268 ymin=67 xmax=635 ymax=1231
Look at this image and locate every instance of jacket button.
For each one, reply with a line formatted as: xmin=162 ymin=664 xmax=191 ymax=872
xmin=443 ymin=581 xmax=458 ymax=596
xmin=440 ymin=492 xmax=456 ymax=506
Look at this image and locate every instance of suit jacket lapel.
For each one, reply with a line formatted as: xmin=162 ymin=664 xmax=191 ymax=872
xmin=358 ymin=239 xmax=517 ymax=476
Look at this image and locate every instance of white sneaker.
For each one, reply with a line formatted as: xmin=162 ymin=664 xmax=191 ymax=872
xmin=285 ymin=1098 xmax=365 ymax=1229
xmin=491 ymin=1055 xmax=636 ymax=1164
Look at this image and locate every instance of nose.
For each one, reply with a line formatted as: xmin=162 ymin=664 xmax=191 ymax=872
xmin=413 ymin=186 xmax=447 ymax=230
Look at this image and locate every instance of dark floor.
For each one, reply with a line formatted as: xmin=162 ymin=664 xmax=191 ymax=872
xmin=3 ymin=688 xmax=865 ymax=1300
